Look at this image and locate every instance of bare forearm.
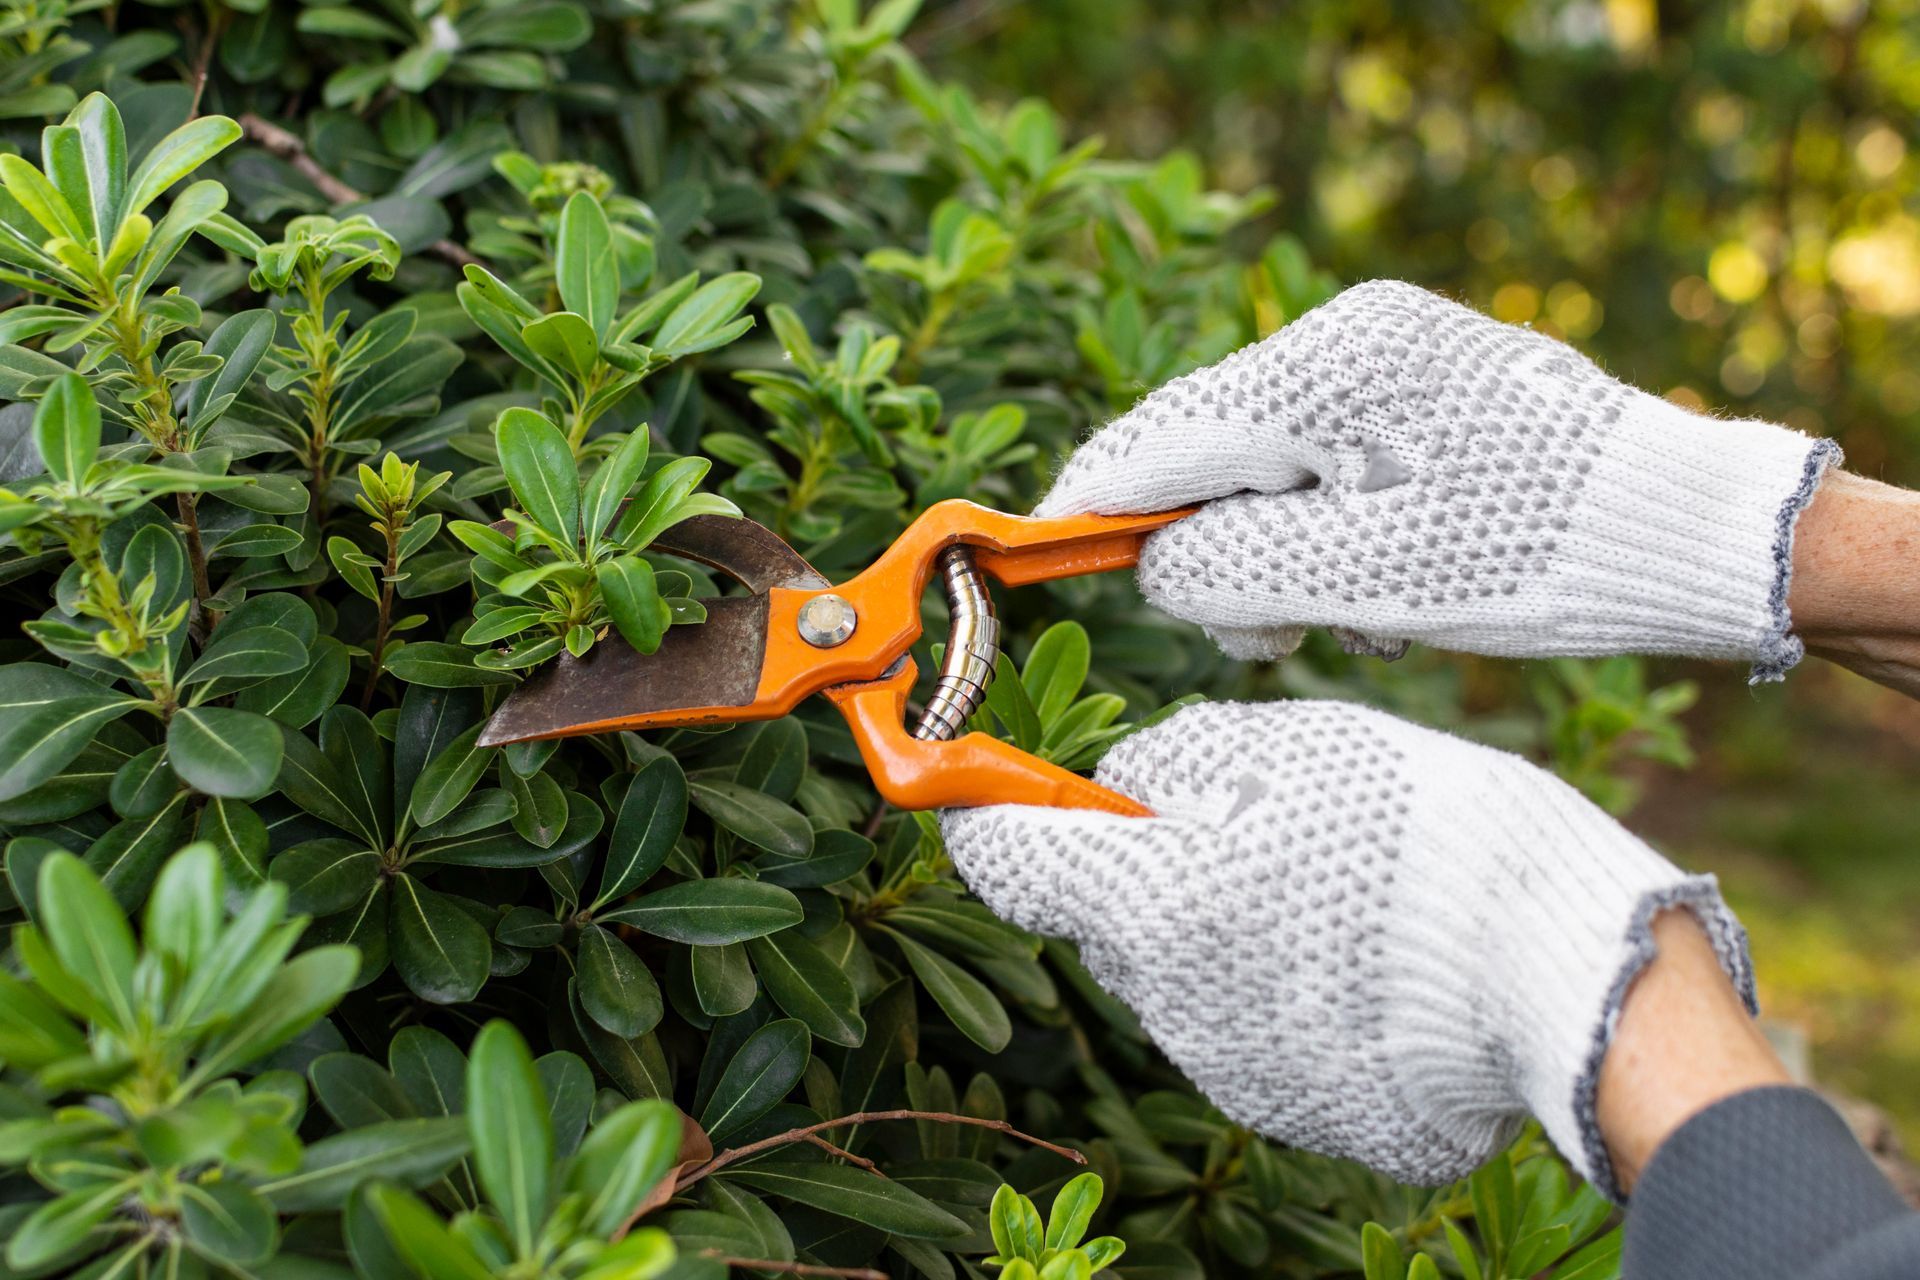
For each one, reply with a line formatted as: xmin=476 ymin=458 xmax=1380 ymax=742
xmin=1790 ymin=471 xmax=1920 ymax=698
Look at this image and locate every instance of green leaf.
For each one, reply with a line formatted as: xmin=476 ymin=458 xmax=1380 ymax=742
xmin=186 ymin=308 xmax=277 ymax=436
xmin=56 ymin=94 xmax=127 ymax=248
xmin=611 ymin=455 xmax=713 ymax=548
xmin=467 ymin=1020 xmax=553 ymax=1255
xmin=0 ymin=969 xmax=86 ymax=1068
xmin=277 ymin=725 xmax=383 ymax=848
xmin=699 ymin=1017 xmax=809 ymax=1141
xmin=1361 ymin=1222 xmax=1405 ymax=1280
xmin=85 ymin=791 xmax=189 ymax=908
xmin=568 ymin=1099 xmax=681 ymax=1237
xmin=604 ymin=877 xmax=803 ymax=945
xmin=754 ymin=827 xmax=873 ymax=889
xmin=0 ymin=664 xmax=141 ymax=802
xmin=408 ymin=723 xmax=495 ymax=828
xmin=383 ymin=642 xmax=517 ymax=688
xmin=557 ymin=191 xmax=617 ymax=341
xmin=1470 ymin=1150 xmax=1517 ymax=1270
xmin=1023 ymin=621 xmax=1091 ymax=725
xmin=179 ymin=1181 xmax=277 ymax=1264
xmin=1045 ymin=1173 xmax=1103 ymax=1251
xmin=36 ymin=852 xmax=136 ymax=1032
xmin=496 ymin=406 xmax=579 ymax=545
xmin=689 ymin=942 xmax=756 ymax=1018
xmin=599 ymin=555 xmax=670 ymax=654
xmin=576 ymin=923 xmax=662 ymax=1038
xmin=263 ymin=1117 xmax=469 ymax=1213
xmin=992 ymin=1183 xmax=1044 ymax=1263
xmin=34 ymin=372 xmax=99 ymax=486
xmin=194 ymin=944 xmax=359 ymax=1080
xmin=389 ymin=874 xmax=490 ymax=1004
xmin=182 ymin=626 xmax=309 ymax=688
xmin=6 ymin=1181 xmax=126 ymax=1270
xmin=746 ymin=929 xmax=865 ymax=1047
xmin=523 ymin=311 xmax=601 ymax=380
xmin=722 ymin=1161 xmax=966 ymax=1239
xmin=596 ymin=756 xmax=686 ymax=906
xmin=366 ymin=1182 xmax=494 ymax=1280
xmin=168 ymin=707 xmax=284 ymax=799
xmin=884 ymin=929 xmax=1009 ymax=1052
xmin=581 ymin=427 xmax=650 ymax=542
xmin=652 ymin=272 xmax=761 ymax=355
xmin=0 ymin=153 xmax=86 ymax=242
xmin=125 ymin=114 xmax=242 ymax=221
xmin=270 ymin=839 xmax=381 ymax=916
xmin=689 ymin=779 xmax=812 ymax=857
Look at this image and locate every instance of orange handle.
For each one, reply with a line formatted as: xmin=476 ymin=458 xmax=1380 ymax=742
xmin=824 ymin=662 xmax=1153 ymax=817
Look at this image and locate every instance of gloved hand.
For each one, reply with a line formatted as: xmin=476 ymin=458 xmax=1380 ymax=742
xmin=940 ymin=700 xmax=1754 ymax=1199
xmin=1039 ymin=280 xmax=1840 ymax=681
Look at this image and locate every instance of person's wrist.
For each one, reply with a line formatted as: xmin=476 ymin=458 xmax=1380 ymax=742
xmin=1595 ymin=909 xmax=1792 ymax=1195
xmin=1787 ymin=470 xmax=1920 ymax=698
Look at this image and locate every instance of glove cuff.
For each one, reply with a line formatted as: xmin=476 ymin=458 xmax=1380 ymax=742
xmin=1549 ymin=395 xmax=1840 ymax=681
xmin=1565 ymin=877 xmax=1756 ymax=1202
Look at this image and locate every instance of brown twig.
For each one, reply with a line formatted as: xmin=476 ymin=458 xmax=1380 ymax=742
xmin=680 ymin=1109 xmax=1085 ymax=1188
xmin=704 ymin=1257 xmax=886 ymax=1280
xmin=236 ymin=114 xmax=480 ymax=269
xmin=800 ymin=1133 xmax=880 ymax=1173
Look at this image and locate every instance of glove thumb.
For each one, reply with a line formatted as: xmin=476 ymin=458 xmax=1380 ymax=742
xmin=938 ymin=804 xmax=1119 ymax=941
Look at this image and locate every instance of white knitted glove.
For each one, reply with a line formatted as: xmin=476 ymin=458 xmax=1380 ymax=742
xmin=1039 ymin=281 xmax=1840 ymax=680
xmin=941 ymin=700 xmax=1754 ymax=1199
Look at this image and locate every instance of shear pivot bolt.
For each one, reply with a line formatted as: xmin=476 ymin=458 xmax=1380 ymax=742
xmin=797 ymin=594 xmax=857 ymax=648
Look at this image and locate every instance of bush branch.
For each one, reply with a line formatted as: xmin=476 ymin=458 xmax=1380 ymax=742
xmin=237 ymin=114 xmax=479 ymax=269
xmin=681 ymin=1109 xmax=1086 ymax=1187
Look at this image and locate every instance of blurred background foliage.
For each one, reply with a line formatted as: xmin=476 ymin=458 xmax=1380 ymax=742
xmin=925 ymin=0 xmax=1920 ymax=1144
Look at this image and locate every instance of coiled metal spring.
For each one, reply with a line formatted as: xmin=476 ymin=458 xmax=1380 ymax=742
xmin=911 ymin=546 xmax=999 ymax=740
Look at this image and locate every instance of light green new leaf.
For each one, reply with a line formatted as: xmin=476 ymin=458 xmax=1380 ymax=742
xmin=467 ymin=1020 xmax=553 ymax=1255
xmin=652 ymin=271 xmax=761 ymax=355
xmin=522 ymin=311 xmax=600 ymax=380
xmin=598 ymin=555 xmax=670 ymax=655
xmin=557 ymin=191 xmax=617 ymax=340
xmin=33 ymin=372 xmax=99 ymax=487
xmin=124 ymin=114 xmax=242 ymax=222
xmin=496 ymin=406 xmax=579 ymax=545
xmin=36 ymin=852 xmax=137 ymax=1033
xmin=581 ymin=427 xmax=650 ymax=542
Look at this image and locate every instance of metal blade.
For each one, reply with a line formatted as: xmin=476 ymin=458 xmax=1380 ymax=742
xmin=651 ymin=514 xmax=829 ymax=592
xmin=477 ymin=514 xmax=827 ymax=747
xmin=477 ymin=596 xmax=772 ymax=746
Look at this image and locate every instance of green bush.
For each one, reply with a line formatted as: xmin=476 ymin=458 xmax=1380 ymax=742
xmin=0 ymin=3 xmax=1683 ymax=1276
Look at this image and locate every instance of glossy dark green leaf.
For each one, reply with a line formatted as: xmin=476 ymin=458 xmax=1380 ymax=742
xmin=689 ymin=779 xmax=812 ymax=857
xmin=699 ymin=1017 xmax=809 ymax=1141
xmin=83 ymin=790 xmax=188 ymax=909
xmin=604 ymin=877 xmax=803 ymax=945
xmin=690 ymin=942 xmax=757 ymax=1018
xmin=180 ymin=626 xmax=309 ymax=689
xmin=310 ymin=1053 xmax=414 ymax=1128
xmin=883 ymin=928 xmax=1011 ymax=1052
xmin=407 ymin=723 xmax=494 ymax=828
xmin=505 ymin=766 xmax=567 ymax=847
xmin=755 ymin=827 xmax=874 ymax=889
xmin=169 ymin=706 xmax=284 ymax=799
xmin=271 ymin=839 xmax=380 ymax=916
xmin=383 ymin=641 xmax=517 ymax=688
xmin=734 ymin=717 xmax=807 ymax=802
xmin=262 ymin=1117 xmax=469 ymax=1213
xmin=722 ymin=1161 xmax=966 ymax=1239
xmin=0 ymin=664 xmax=141 ymax=802
xmin=276 ymin=725 xmax=382 ymax=847
xmin=595 ymin=756 xmax=687 ymax=907
xmin=746 ymin=929 xmax=865 ymax=1048
xmin=388 ymin=874 xmax=490 ymax=1005
xmin=393 ymin=684 xmax=482 ymax=813
xmin=234 ymin=636 xmax=351 ymax=729
xmin=109 ymin=743 xmax=177 ymax=818
xmin=577 ymin=923 xmax=663 ymax=1038
xmin=33 ymin=372 xmax=98 ymax=485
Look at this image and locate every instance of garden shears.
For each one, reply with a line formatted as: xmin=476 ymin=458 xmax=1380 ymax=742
xmin=477 ymin=500 xmax=1191 ymax=817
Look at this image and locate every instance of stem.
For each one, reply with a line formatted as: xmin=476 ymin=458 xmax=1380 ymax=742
xmin=901 ymin=291 xmax=955 ymax=377
xmin=703 ymin=1258 xmax=886 ymax=1280
xmin=176 ymin=492 xmax=215 ymax=634
xmin=237 ymin=114 xmax=480 ymax=269
xmin=360 ymin=522 xmax=400 ymax=708
xmin=680 ymin=1110 xmax=1085 ymax=1187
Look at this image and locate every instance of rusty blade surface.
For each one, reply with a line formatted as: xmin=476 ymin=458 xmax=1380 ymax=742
xmin=477 ymin=596 xmax=771 ymax=746
xmin=477 ymin=515 xmax=825 ymax=747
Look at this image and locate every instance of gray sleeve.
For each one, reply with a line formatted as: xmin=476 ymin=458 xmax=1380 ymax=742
xmin=1624 ymin=1086 xmax=1920 ymax=1279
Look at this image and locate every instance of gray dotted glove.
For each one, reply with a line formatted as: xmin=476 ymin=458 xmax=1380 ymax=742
xmin=941 ymin=700 xmax=1754 ymax=1199
xmin=1039 ymin=281 xmax=1839 ymax=680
